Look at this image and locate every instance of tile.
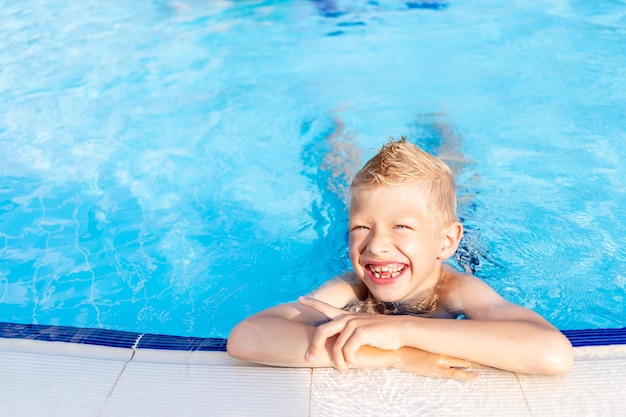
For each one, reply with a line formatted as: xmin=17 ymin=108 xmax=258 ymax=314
xmin=0 ymin=322 xmax=141 ymax=349
xmin=131 ymin=346 xmax=266 ymax=366
xmin=100 ymin=361 xmax=311 ymax=417
xmin=311 ymin=366 xmax=531 ymax=417
xmin=136 ymin=333 xmax=227 ymax=351
xmin=0 ymin=348 xmax=127 ymax=417
xmin=572 ymin=344 xmax=626 ymax=361
xmin=518 ymin=347 xmax=626 ymax=417
xmin=0 ymin=336 xmax=134 ymax=361
xmin=1 ymin=337 xmax=624 ymax=417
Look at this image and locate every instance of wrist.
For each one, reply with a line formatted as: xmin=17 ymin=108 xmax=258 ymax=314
xmin=354 ymin=345 xmax=400 ymax=369
xmin=391 ymin=347 xmax=408 ymax=370
xmin=397 ymin=315 xmax=422 ymax=348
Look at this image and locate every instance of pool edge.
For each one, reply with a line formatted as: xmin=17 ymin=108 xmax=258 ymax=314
xmin=1 ymin=321 xmax=625 ymax=352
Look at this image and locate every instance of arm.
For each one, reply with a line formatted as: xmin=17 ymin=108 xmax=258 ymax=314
xmin=401 ymin=274 xmax=574 ymax=375
xmin=227 ymin=302 xmax=474 ymax=380
xmin=302 ymin=273 xmax=573 ymax=375
xmin=398 ymin=306 xmax=573 ymax=375
xmin=227 ymin=301 xmax=347 ymax=368
xmin=227 ymin=279 xmax=474 ymax=379
xmin=227 ymin=277 xmax=375 ymax=367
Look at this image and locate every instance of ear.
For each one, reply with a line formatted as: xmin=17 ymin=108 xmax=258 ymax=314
xmin=437 ymin=221 xmax=463 ymax=260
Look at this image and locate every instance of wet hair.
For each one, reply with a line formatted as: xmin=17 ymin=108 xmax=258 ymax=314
xmin=350 ymin=137 xmax=458 ymax=231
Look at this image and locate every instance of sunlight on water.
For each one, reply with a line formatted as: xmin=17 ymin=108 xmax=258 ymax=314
xmin=1 ymin=0 xmax=625 ymax=337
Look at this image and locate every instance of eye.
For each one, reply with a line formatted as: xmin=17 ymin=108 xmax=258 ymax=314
xmin=394 ymin=224 xmax=410 ymax=230
xmin=350 ymin=225 xmax=370 ymax=232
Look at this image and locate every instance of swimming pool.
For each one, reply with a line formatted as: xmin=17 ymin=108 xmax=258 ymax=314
xmin=1 ymin=0 xmax=624 ymax=340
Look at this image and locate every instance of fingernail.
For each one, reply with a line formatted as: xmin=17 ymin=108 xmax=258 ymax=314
xmin=305 ymin=352 xmax=315 ymax=362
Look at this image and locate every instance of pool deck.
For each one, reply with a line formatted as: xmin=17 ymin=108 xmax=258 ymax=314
xmin=1 ymin=332 xmax=625 ymax=417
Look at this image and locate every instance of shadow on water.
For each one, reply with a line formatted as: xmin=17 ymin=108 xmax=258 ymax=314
xmin=410 ymin=112 xmax=501 ymax=276
xmin=309 ymin=0 xmax=449 ymax=19
xmin=298 ymin=111 xmax=501 ymax=285
xmin=308 ymin=0 xmax=449 ymax=36
xmin=298 ymin=116 xmax=360 ymax=290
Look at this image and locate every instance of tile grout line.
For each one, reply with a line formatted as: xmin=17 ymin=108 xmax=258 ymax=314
xmin=513 ymin=372 xmax=535 ymax=417
xmin=96 ymin=334 xmax=145 ymax=417
xmin=307 ymin=367 xmax=313 ymax=417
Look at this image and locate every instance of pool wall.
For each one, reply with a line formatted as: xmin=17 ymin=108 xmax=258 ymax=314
xmin=1 ymin=321 xmax=625 ymax=351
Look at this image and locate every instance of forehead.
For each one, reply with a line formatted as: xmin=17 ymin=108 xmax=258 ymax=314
xmin=349 ymin=183 xmax=430 ymax=216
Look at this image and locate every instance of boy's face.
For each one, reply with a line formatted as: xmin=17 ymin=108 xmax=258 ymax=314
xmin=348 ymin=183 xmax=446 ymax=302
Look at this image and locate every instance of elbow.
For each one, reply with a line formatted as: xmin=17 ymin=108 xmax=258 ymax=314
xmin=225 ymin=337 xmax=243 ymax=360
xmin=226 ymin=320 xmax=256 ymax=361
xmin=535 ymin=336 xmax=574 ymax=376
xmin=547 ymin=347 xmax=574 ymax=376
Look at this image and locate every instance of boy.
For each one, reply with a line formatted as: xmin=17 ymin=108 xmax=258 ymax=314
xmin=227 ymin=138 xmax=573 ymax=379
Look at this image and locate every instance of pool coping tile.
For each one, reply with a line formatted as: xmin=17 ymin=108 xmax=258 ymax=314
xmin=1 ymin=338 xmax=626 ymax=417
xmin=310 ymin=366 xmax=531 ymax=417
xmin=0 ymin=335 xmax=134 ymax=361
xmin=100 ymin=360 xmax=312 ymax=417
xmin=0 ymin=347 xmax=128 ymax=417
xmin=517 ymin=346 xmax=626 ymax=417
xmin=3 ymin=323 xmax=626 ymax=417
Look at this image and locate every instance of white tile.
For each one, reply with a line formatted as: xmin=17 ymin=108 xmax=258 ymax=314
xmin=0 ymin=337 xmax=133 ymax=361
xmin=2 ymin=339 xmax=625 ymax=417
xmin=572 ymin=344 xmax=626 ymax=361
xmin=131 ymin=347 xmax=267 ymax=367
xmin=311 ymin=366 xmax=531 ymax=417
xmin=0 ymin=349 xmax=127 ymax=417
xmin=100 ymin=361 xmax=311 ymax=417
xmin=518 ymin=347 xmax=626 ymax=417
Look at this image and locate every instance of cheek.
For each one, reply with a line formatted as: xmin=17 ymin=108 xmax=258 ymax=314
xmin=396 ymin=236 xmax=433 ymax=260
xmin=348 ymin=240 xmax=358 ymax=259
xmin=395 ymin=235 xmax=418 ymax=251
xmin=348 ymin=231 xmax=364 ymax=252
xmin=348 ymin=239 xmax=362 ymax=266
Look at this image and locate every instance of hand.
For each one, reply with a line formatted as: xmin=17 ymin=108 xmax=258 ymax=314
xmin=394 ymin=347 xmax=476 ymax=381
xmin=299 ymin=296 xmax=407 ymax=371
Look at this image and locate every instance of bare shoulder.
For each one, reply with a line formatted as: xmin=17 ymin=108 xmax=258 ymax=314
xmin=439 ymin=266 xmax=516 ymax=318
xmin=308 ymin=272 xmax=367 ymax=308
xmin=439 ymin=265 xmax=553 ymax=325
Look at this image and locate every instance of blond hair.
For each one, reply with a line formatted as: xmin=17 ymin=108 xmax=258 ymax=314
xmin=350 ymin=137 xmax=458 ymax=231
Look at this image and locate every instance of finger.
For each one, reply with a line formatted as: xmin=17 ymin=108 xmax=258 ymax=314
xmin=331 ymin=333 xmax=350 ymax=371
xmin=298 ymin=296 xmax=345 ymax=320
xmin=336 ymin=325 xmax=364 ymax=367
xmin=326 ymin=320 xmax=352 ymax=371
xmin=333 ymin=344 xmax=347 ymax=371
xmin=312 ymin=318 xmax=352 ymax=371
xmin=306 ymin=319 xmax=345 ymax=362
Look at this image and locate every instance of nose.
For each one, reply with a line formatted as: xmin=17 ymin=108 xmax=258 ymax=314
xmin=365 ymin=228 xmax=391 ymax=255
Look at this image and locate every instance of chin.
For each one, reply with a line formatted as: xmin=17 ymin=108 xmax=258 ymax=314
xmin=366 ymin=285 xmax=405 ymax=303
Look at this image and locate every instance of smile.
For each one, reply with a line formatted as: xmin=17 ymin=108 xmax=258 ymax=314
xmin=367 ymin=263 xmax=406 ymax=280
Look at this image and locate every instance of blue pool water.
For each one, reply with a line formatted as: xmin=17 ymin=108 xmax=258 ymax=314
xmin=1 ymin=0 xmax=625 ymax=339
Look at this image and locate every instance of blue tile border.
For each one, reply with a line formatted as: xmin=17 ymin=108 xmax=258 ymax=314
xmin=561 ymin=327 xmax=626 ymax=347
xmin=137 ymin=333 xmax=227 ymax=351
xmin=0 ymin=321 xmax=624 ymax=351
xmin=0 ymin=321 xmax=227 ymax=351
xmin=0 ymin=322 xmax=140 ymax=348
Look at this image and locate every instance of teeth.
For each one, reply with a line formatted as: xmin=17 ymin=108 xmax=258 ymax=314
xmin=369 ymin=263 xmax=405 ymax=279
xmin=370 ymin=263 xmax=403 ymax=273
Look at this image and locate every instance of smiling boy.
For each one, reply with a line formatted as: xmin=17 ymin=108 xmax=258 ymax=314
xmin=227 ymin=138 xmax=573 ymax=379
